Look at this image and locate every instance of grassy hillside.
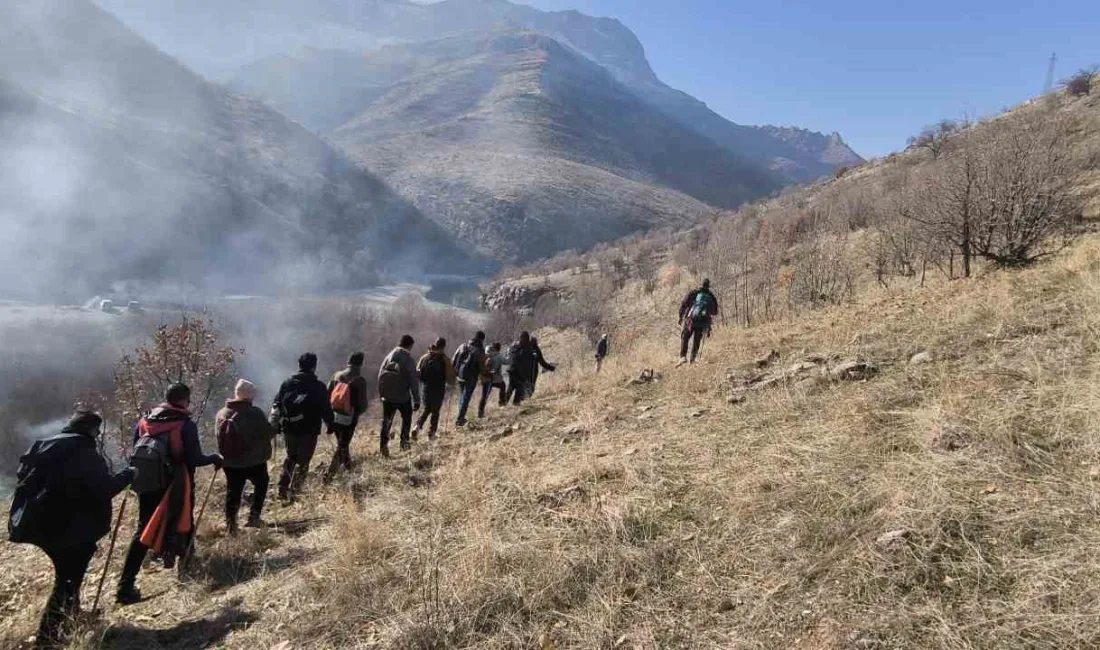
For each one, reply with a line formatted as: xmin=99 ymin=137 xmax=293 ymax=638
xmin=6 ymin=226 xmax=1100 ymax=649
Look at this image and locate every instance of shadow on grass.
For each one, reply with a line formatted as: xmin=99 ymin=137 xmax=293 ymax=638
xmin=98 ymin=602 xmax=257 ymax=649
xmin=184 ymin=547 xmax=313 ymax=592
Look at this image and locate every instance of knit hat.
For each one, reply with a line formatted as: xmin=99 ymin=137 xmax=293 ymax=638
xmin=65 ymin=410 xmax=103 ymax=436
xmin=234 ymin=379 xmax=257 ymax=401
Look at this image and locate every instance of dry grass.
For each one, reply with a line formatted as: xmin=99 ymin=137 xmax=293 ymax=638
xmin=8 ymin=235 xmax=1100 ymax=649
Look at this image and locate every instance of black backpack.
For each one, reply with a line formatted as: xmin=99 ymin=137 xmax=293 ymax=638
xmin=130 ymin=432 xmax=174 ymax=493
xmin=279 ymin=380 xmax=312 ymax=427
xmin=456 ymin=344 xmax=481 ymax=383
xmin=420 ymin=353 xmax=446 ymax=387
xmin=8 ymin=435 xmax=81 ymax=546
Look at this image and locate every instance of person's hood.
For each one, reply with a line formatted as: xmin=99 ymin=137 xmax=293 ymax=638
xmin=468 ymin=338 xmax=485 ymax=350
xmin=61 ymin=412 xmax=102 ymax=438
xmin=146 ymin=404 xmax=191 ymax=422
xmin=225 ymin=398 xmax=252 ymax=412
xmin=343 ymin=364 xmax=363 ymax=378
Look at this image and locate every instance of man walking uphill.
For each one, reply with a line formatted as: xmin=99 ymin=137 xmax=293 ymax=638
xmin=216 ymin=379 xmax=275 ymax=534
xmin=117 ymin=383 xmax=222 ymax=605
xmin=478 ymin=342 xmax=507 ymax=418
xmin=595 ymin=334 xmax=609 ymax=373
xmin=452 ymin=331 xmax=487 ymax=426
xmin=9 ymin=410 xmax=133 ymax=648
xmin=272 ymin=353 xmax=333 ymax=502
xmin=506 ymin=332 xmax=554 ymax=405
xmin=325 ymin=352 xmax=369 ymax=479
xmin=416 ymin=338 xmax=455 ymax=440
xmin=678 ymin=278 xmax=719 ymax=364
xmin=378 ymin=335 xmax=420 ymax=456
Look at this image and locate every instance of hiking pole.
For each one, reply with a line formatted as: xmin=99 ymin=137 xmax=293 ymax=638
xmin=180 ymin=468 xmax=219 ymax=576
xmin=91 ymin=489 xmax=130 ymax=613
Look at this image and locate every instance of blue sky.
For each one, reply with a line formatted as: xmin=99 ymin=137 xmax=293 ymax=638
xmin=523 ymin=0 xmax=1100 ymax=158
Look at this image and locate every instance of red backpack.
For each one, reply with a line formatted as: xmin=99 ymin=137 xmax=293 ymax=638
xmin=217 ymin=410 xmax=246 ymax=464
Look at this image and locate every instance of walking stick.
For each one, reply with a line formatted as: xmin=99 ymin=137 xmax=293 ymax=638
xmin=180 ymin=468 xmax=219 ymax=576
xmin=91 ymin=489 xmax=129 ymax=613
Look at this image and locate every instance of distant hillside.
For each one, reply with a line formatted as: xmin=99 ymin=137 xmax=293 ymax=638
xmin=0 ymin=0 xmax=476 ymax=302
xmin=234 ymin=32 xmax=780 ymax=262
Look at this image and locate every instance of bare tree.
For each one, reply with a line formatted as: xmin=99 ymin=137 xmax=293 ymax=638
xmin=1064 ymin=65 xmax=1098 ymax=97
xmin=907 ymin=119 xmax=959 ymax=160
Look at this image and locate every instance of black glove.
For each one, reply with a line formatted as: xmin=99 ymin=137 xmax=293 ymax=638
xmin=548 ymin=365 xmax=557 ymax=372
xmin=210 ymin=453 xmax=225 ymax=470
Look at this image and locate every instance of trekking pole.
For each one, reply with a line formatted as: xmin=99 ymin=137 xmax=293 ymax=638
xmin=180 ymin=468 xmax=219 ymax=576
xmin=90 ymin=489 xmax=129 ymax=613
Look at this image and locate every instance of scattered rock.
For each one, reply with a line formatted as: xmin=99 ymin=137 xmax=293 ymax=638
xmin=538 ymin=485 xmax=587 ymax=507
xmin=876 ymin=528 xmax=911 ymax=549
xmin=629 ymin=368 xmax=659 ymax=385
xmin=830 ymin=360 xmax=878 ymax=381
xmin=690 ymin=409 xmax=708 ymax=418
xmin=727 ymin=394 xmax=746 ymax=405
xmin=908 ymin=350 xmax=934 ymax=366
xmin=755 ymin=350 xmax=780 ymax=368
xmin=489 ymin=425 xmax=515 ymax=442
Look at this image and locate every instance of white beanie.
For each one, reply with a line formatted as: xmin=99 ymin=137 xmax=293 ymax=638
xmin=234 ymin=379 xmax=257 ymax=401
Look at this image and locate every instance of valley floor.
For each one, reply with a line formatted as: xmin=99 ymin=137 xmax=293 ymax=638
xmin=5 ymin=234 xmax=1100 ymax=649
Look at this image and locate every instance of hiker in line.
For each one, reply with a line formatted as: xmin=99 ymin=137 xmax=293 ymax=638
xmin=506 ymin=332 xmax=554 ymax=405
xmin=416 ymin=338 xmax=455 ymax=440
xmin=9 ymin=411 xmax=133 ymax=648
xmin=478 ymin=342 xmax=508 ymax=418
xmin=452 ymin=331 xmax=487 ymax=426
xmin=325 ymin=352 xmax=369 ymax=479
xmin=595 ymin=334 xmax=609 ymax=373
xmin=272 ymin=353 xmax=333 ymax=501
xmin=215 ymin=379 xmax=275 ymax=534
xmin=528 ymin=336 xmax=556 ymax=397
xmin=378 ymin=334 xmax=421 ymax=456
xmin=678 ymin=278 xmax=720 ymax=364
xmin=117 ymin=383 xmax=222 ymax=605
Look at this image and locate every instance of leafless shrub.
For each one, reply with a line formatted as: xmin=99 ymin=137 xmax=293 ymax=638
xmin=1065 ymin=65 xmax=1098 ymax=97
xmin=907 ymin=119 xmax=960 ymax=160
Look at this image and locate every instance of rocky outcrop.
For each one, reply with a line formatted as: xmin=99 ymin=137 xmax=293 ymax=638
xmin=725 ymin=352 xmax=879 ymax=403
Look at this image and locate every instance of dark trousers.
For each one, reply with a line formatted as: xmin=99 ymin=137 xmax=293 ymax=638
xmin=119 ymin=489 xmax=164 ymax=589
xmin=279 ymin=434 xmax=318 ymax=498
xmin=224 ymin=463 xmax=269 ymax=523
xmin=479 ymin=381 xmax=506 ymax=416
xmin=325 ymin=424 xmax=357 ymax=476
xmin=506 ymin=375 xmax=530 ymax=405
xmin=381 ymin=401 xmax=413 ymax=450
xmin=680 ymin=325 xmax=706 ymax=362
xmin=37 ymin=542 xmax=96 ymax=647
xmin=417 ymin=392 xmax=444 ymax=435
xmin=455 ymin=381 xmax=477 ymax=423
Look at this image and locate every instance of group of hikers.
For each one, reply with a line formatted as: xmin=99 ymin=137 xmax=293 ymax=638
xmin=7 ymin=279 xmax=718 ymax=649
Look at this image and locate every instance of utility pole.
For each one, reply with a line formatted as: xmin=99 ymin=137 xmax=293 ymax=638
xmin=1043 ymin=52 xmax=1057 ymax=94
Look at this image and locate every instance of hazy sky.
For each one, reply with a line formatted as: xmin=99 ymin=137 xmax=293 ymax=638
xmin=523 ymin=0 xmax=1100 ymax=158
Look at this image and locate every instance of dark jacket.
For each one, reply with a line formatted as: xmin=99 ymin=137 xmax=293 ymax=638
xmin=596 ymin=338 xmax=609 ymax=359
xmin=452 ymin=339 xmax=487 ymax=385
xmin=378 ymin=347 xmax=420 ymax=404
xmin=679 ymin=287 xmax=720 ymax=322
xmin=508 ymin=341 xmax=554 ymax=382
xmin=417 ymin=350 xmax=455 ymax=396
xmin=215 ymin=399 xmax=275 ymax=469
xmin=328 ymin=365 xmax=369 ymax=427
xmin=132 ymin=406 xmax=218 ymax=473
xmin=273 ymin=371 xmax=335 ymax=436
xmin=31 ymin=427 xmax=132 ymax=544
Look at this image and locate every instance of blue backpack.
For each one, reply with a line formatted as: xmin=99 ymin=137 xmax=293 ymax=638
xmin=688 ymin=292 xmax=714 ymax=325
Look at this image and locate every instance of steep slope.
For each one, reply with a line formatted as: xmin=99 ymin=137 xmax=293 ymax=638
xmin=319 ymin=32 xmax=779 ymax=262
xmin=100 ymin=0 xmax=862 ymax=184
xmin=0 ymin=0 xmax=475 ymax=302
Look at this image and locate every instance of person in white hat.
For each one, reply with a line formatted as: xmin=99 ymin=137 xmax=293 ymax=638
xmin=215 ymin=379 xmax=275 ymax=534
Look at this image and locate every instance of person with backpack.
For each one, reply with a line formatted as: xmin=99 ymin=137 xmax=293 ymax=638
xmin=8 ymin=411 xmax=134 ymax=648
xmin=478 ymin=342 xmax=507 ymax=418
xmin=416 ymin=338 xmax=455 ymax=440
xmin=452 ymin=331 xmax=487 ymax=426
xmin=529 ymin=336 xmax=556 ymax=396
xmin=505 ymin=332 xmax=554 ymax=405
xmin=271 ymin=353 xmax=334 ymax=501
xmin=378 ymin=335 xmax=421 ymax=456
xmin=215 ymin=379 xmax=275 ymax=534
xmin=117 ymin=383 xmax=222 ymax=605
xmin=324 ymin=352 xmax=369 ymax=479
xmin=595 ymin=334 xmax=609 ymax=373
xmin=678 ymin=278 xmax=720 ymax=364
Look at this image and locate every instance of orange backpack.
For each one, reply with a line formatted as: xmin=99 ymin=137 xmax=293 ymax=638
xmin=330 ymin=381 xmax=354 ymax=425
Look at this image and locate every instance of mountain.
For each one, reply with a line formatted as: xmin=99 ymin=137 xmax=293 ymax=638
xmin=233 ymin=32 xmax=780 ymax=262
xmin=97 ymin=0 xmax=863 ymax=184
xmin=0 ymin=0 xmax=476 ymax=301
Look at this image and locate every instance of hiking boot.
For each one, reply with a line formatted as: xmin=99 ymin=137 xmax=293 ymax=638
xmin=400 ymin=439 xmax=412 ymax=452
xmin=455 ymin=418 xmax=467 ymax=427
xmin=380 ymin=445 xmax=390 ymax=458
xmin=115 ymin=584 xmax=142 ymax=606
xmin=677 ymin=357 xmax=688 ymax=366
xmin=244 ymin=515 xmax=265 ymax=529
xmin=412 ymin=426 xmax=420 ymax=441
xmin=428 ymin=430 xmax=438 ymax=441
xmin=227 ymin=518 xmax=239 ymax=536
